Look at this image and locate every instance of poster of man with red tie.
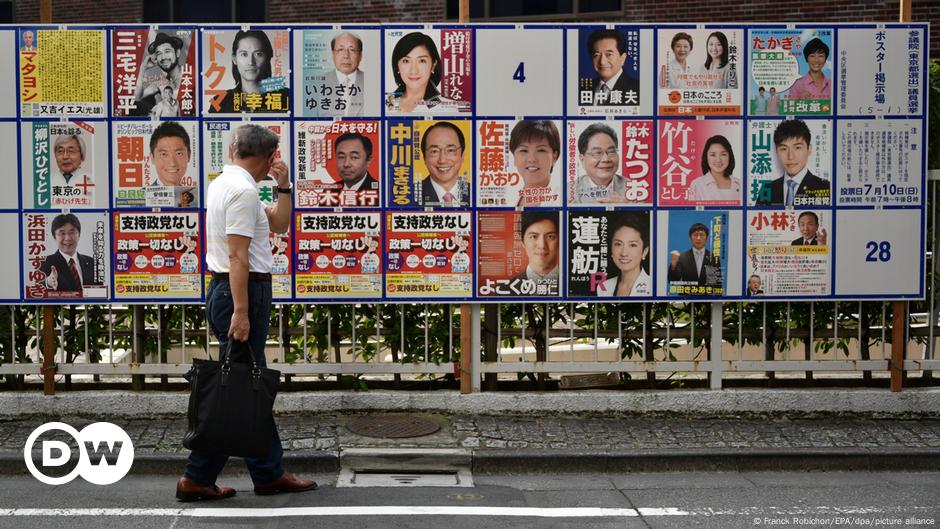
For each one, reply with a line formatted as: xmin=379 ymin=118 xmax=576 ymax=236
xmin=24 ymin=211 xmax=110 ymax=300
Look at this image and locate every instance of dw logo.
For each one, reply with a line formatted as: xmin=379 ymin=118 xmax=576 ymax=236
xmin=23 ymin=422 xmax=135 ymax=485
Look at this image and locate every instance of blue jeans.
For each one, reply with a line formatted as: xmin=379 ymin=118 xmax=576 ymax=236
xmin=184 ymin=276 xmax=285 ymax=486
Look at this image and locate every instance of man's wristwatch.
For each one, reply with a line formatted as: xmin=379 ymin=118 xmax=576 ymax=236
xmin=276 ymin=183 xmax=292 ymax=194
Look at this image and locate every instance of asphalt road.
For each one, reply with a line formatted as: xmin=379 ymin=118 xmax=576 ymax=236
xmin=0 ymin=471 xmax=938 ymax=528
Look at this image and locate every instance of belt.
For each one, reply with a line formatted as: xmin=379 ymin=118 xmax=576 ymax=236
xmin=211 ymin=271 xmax=272 ymax=282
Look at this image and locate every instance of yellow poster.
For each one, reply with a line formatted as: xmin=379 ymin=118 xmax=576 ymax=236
xmin=20 ymin=29 xmax=105 ymax=117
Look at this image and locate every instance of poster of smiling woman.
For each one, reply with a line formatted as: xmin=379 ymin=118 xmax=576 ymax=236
xmin=748 ymin=28 xmax=833 ymax=117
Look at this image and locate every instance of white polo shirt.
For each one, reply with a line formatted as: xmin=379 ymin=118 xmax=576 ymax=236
xmin=205 ymin=164 xmax=273 ymax=274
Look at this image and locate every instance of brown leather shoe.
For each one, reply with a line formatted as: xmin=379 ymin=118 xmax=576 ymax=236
xmin=254 ymin=471 xmax=318 ymax=496
xmin=175 ymin=476 xmax=236 ymax=502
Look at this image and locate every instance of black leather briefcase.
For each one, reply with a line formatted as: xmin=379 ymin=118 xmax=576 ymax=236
xmin=182 ymin=343 xmax=280 ymax=459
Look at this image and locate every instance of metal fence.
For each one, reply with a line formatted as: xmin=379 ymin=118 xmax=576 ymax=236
xmin=0 ymin=299 xmax=937 ymax=391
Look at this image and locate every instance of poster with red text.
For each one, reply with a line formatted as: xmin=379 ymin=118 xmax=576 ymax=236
xmin=385 ymin=212 xmax=472 ymax=299
xmin=567 ymin=119 xmax=653 ymax=206
xmin=23 ymin=212 xmax=110 ymax=301
xmin=112 ymin=120 xmax=200 ymax=208
xmin=294 ymin=120 xmax=381 ymax=208
xmin=295 ymin=212 xmax=382 ymax=299
xmin=657 ymin=119 xmax=743 ymax=207
xmin=475 ymin=119 xmax=563 ymax=208
xmin=112 ymin=28 xmax=197 ymax=117
xmin=202 ymin=28 xmax=290 ymax=115
xmin=477 ymin=211 xmax=562 ymax=298
xmin=113 ymin=212 xmax=201 ymax=299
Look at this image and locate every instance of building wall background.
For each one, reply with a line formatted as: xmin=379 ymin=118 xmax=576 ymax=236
xmin=13 ymin=0 xmax=938 ymax=59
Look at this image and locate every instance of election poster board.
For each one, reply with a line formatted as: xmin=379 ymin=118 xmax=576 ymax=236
xmin=476 ymin=119 xmax=563 ymax=208
xmin=19 ymin=28 xmax=107 ymax=118
xmin=294 ymin=28 xmax=381 ymax=118
xmin=747 ymin=28 xmax=834 ymax=117
xmin=383 ymin=27 xmax=472 ymax=116
xmin=112 ymin=120 xmax=200 ymax=208
xmin=387 ymin=118 xmax=472 ymax=208
xmin=0 ymin=22 xmax=928 ymax=304
xmin=111 ymin=28 xmax=198 ymax=118
xmin=657 ymin=119 xmax=743 ymax=207
xmin=385 ymin=211 xmax=473 ymax=299
xmin=201 ymin=28 xmax=291 ymax=115
xmin=20 ymin=120 xmax=109 ymax=210
xmin=567 ymin=119 xmax=654 ymax=207
xmin=294 ymin=120 xmax=382 ymax=208
xmin=295 ymin=212 xmax=381 ymax=299
xmin=113 ymin=212 xmax=201 ymax=299
xmin=22 ymin=211 xmax=110 ymax=300
xmin=567 ymin=210 xmax=652 ymax=298
xmin=657 ymin=27 xmax=743 ymax=116
xmin=477 ymin=211 xmax=562 ymax=299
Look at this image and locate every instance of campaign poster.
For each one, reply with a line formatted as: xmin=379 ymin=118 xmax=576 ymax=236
xmin=386 ymin=212 xmax=472 ymax=299
xmin=23 ymin=212 xmax=110 ymax=301
xmin=748 ymin=118 xmax=832 ymax=207
xmin=384 ymin=28 xmax=472 ymax=115
xmin=112 ymin=121 xmax=199 ymax=208
xmin=387 ymin=118 xmax=472 ymax=208
xmin=657 ymin=28 xmax=743 ymax=116
xmin=475 ymin=119 xmax=563 ymax=208
xmin=838 ymin=27 xmax=925 ymax=116
xmin=19 ymin=29 xmax=106 ymax=118
xmin=202 ymin=120 xmax=290 ymax=203
xmin=567 ymin=211 xmax=652 ymax=298
xmin=21 ymin=120 xmax=107 ymax=210
xmin=476 ymin=28 xmax=563 ymax=116
xmin=295 ymin=28 xmax=381 ymax=117
xmin=294 ymin=120 xmax=381 ymax=208
xmin=295 ymin=212 xmax=381 ymax=299
xmin=477 ymin=211 xmax=561 ymax=298
xmin=746 ymin=209 xmax=831 ymax=297
xmin=567 ymin=120 xmax=653 ymax=206
xmin=661 ymin=210 xmax=729 ymax=297
xmin=569 ymin=26 xmax=643 ymax=116
xmin=837 ymin=120 xmax=922 ymax=206
xmin=657 ymin=119 xmax=743 ymax=207
xmin=111 ymin=28 xmax=197 ymax=118
xmin=202 ymin=28 xmax=290 ymax=115
xmin=113 ymin=212 xmax=201 ymax=299
xmin=748 ymin=29 xmax=833 ymax=117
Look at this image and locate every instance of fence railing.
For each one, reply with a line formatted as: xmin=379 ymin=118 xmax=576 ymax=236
xmin=1 ymin=299 xmax=937 ymax=392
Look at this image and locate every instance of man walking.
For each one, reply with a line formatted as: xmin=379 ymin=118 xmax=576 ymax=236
xmin=176 ymin=124 xmax=317 ymax=501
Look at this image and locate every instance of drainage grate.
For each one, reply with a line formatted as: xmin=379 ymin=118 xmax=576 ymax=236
xmin=346 ymin=414 xmax=441 ymax=439
xmin=337 ymin=469 xmax=473 ymax=488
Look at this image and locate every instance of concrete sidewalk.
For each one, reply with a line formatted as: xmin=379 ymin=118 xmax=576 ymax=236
xmin=2 ymin=389 xmax=940 ymax=474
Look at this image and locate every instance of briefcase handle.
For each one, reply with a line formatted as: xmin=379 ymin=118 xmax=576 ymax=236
xmin=219 ymin=340 xmax=263 ymax=381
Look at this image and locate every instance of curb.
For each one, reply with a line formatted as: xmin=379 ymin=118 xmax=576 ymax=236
xmin=4 ymin=448 xmax=940 ymax=477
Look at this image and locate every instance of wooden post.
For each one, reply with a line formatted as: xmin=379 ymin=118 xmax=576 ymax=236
xmin=42 ymin=307 xmax=55 ymax=395
xmin=39 ymin=0 xmax=56 ymax=396
xmin=460 ymin=305 xmax=471 ymax=394
xmin=891 ymin=0 xmax=912 ymax=393
xmin=458 ymin=0 xmax=474 ymax=395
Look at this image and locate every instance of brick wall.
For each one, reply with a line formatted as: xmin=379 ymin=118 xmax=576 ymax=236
xmin=13 ymin=0 xmax=937 ymax=60
xmin=16 ymin=0 xmax=141 ymax=23
xmin=267 ymin=0 xmax=445 ymax=22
